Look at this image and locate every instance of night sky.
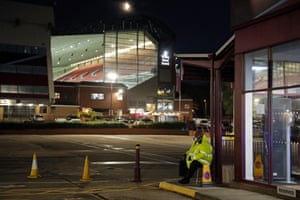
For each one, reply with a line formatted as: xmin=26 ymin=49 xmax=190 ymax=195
xmin=14 ymin=0 xmax=233 ymax=53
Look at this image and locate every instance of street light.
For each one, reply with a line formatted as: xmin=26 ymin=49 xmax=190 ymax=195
xmin=107 ymin=72 xmax=118 ymax=118
xmin=123 ymin=1 xmax=131 ymax=11
xmin=203 ymin=99 xmax=207 ymax=117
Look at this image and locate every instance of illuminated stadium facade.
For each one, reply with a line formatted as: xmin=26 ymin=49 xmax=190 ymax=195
xmin=51 ymin=16 xmax=177 ymax=120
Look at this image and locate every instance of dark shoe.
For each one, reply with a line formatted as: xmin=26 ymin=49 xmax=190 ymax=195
xmin=178 ymin=178 xmax=190 ymax=184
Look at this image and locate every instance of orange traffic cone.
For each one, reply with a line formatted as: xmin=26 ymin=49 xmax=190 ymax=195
xmin=28 ymin=152 xmax=40 ymax=179
xmin=80 ymin=155 xmax=91 ymax=182
xmin=202 ymin=164 xmax=212 ymax=184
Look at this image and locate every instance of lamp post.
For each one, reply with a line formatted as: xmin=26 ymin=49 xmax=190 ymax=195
xmin=122 ymin=1 xmax=132 ymax=12
xmin=107 ymin=72 xmax=118 ymax=118
xmin=203 ymin=99 xmax=207 ymax=117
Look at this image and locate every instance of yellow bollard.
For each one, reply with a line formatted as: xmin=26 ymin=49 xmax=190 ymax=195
xmin=80 ymin=155 xmax=91 ymax=182
xmin=28 ymin=152 xmax=40 ymax=179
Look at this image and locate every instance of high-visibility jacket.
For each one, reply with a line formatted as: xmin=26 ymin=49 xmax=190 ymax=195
xmin=185 ymin=134 xmax=213 ymax=169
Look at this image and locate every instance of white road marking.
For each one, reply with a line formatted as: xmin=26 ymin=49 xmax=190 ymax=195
xmin=91 ymin=161 xmax=177 ymax=165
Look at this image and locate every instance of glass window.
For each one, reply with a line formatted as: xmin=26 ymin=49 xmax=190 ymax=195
xmin=117 ymin=93 xmax=123 ymax=101
xmin=245 ymin=49 xmax=268 ymax=90
xmin=54 ymin=92 xmax=60 ymax=99
xmin=91 ymin=93 xmax=104 ymax=100
xmin=157 ymin=87 xmax=172 ymax=97
xmin=0 ymin=65 xmax=16 ymax=73
xmin=17 ymin=65 xmax=47 ymax=75
xmin=271 ymin=91 xmax=293 ymax=183
xmin=244 ymin=91 xmax=268 ymax=182
xmin=104 ymin=30 xmax=157 ymax=89
xmin=18 ymin=86 xmax=30 ymax=94
xmin=32 ymin=86 xmax=48 ymax=95
xmin=157 ymin=99 xmax=173 ymax=112
xmin=272 ymin=40 xmax=300 ymax=88
xmin=244 ymin=40 xmax=300 ymax=185
xmin=39 ymin=106 xmax=47 ymax=114
xmin=1 ymin=85 xmax=17 ymax=93
xmin=0 ymin=85 xmax=48 ymax=95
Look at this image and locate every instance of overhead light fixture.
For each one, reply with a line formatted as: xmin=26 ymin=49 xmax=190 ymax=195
xmin=252 ymin=59 xmax=267 ymax=71
xmin=252 ymin=66 xmax=267 ymax=71
xmin=107 ymin=72 xmax=118 ymax=82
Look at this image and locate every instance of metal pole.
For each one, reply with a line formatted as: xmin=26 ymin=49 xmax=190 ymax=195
xmin=285 ymin=111 xmax=293 ymax=183
xmin=204 ymin=99 xmax=207 ymax=117
xmin=110 ymin=82 xmax=113 ymax=117
xmin=134 ymin=144 xmax=141 ymax=182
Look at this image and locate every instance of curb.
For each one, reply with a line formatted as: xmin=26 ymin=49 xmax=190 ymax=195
xmin=159 ymin=181 xmax=196 ymax=198
xmin=159 ymin=181 xmax=221 ymax=200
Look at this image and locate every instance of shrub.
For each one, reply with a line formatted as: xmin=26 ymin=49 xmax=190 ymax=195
xmin=132 ymin=122 xmax=186 ymax=129
xmin=0 ymin=121 xmax=186 ymax=130
xmin=0 ymin=121 xmax=128 ymax=129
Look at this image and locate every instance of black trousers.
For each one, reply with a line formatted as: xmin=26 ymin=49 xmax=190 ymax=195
xmin=184 ymin=160 xmax=203 ymax=180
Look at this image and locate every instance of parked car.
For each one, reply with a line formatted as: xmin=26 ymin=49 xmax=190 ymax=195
xmin=115 ymin=118 xmax=134 ymax=124
xmin=134 ymin=118 xmax=153 ymax=125
xmin=66 ymin=115 xmax=81 ymax=123
xmin=141 ymin=118 xmax=153 ymax=123
xmin=193 ymin=118 xmax=211 ymax=128
xmin=54 ymin=118 xmax=67 ymax=123
xmin=199 ymin=119 xmax=211 ymax=128
xmin=29 ymin=114 xmax=45 ymax=122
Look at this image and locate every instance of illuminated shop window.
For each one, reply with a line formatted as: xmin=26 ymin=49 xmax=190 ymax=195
xmin=117 ymin=93 xmax=123 ymax=101
xmin=157 ymin=87 xmax=172 ymax=97
xmin=91 ymin=93 xmax=104 ymax=100
xmin=0 ymin=85 xmax=17 ymax=93
xmin=157 ymin=99 xmax=173 ymax=111
xmin=184 ymin=104 xmax=190 ymax=109
xmin=54 ymin=92 xmax=60 ymax=99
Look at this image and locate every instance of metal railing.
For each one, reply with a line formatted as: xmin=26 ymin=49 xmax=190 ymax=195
xmin=222 ymin=138 xmax=300 ymax=169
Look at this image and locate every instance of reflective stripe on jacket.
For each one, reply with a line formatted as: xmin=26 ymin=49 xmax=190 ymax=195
xmin=185 ymin=134 xmax=213 ymax=169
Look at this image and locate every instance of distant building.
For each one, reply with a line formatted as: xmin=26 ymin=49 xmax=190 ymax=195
xmin=0 ymin=0 xmax=54 ymax=121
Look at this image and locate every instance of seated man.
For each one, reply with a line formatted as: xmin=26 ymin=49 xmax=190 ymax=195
xmin=179 ymin=130 xmax=213 ymax=184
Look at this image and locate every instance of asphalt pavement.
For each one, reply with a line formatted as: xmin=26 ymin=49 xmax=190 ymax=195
xmin=0 ymin=179 xmax=293 ymax=200
xmin=0 ymin=134 xmax=299 ymax=200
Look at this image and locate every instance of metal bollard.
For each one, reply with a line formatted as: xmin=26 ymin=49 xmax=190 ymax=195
xmin=134 ymin=144 xmax=141 ymax=182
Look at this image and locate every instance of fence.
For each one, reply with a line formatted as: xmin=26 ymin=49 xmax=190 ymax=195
xmin=222 ymin=138 xmax=300 ymax=168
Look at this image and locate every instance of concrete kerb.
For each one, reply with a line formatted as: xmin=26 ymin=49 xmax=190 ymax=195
xmin=159 ymin=181 xmax=222 ymax=200
xmin=159 ymin=182 xmax=196 ymax=198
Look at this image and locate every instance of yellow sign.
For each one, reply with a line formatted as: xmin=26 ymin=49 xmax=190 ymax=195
xmin=202 ymin=164 xmax=212 ymax=184
xmin=254 ymin=154 xmax=264 ymax=179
